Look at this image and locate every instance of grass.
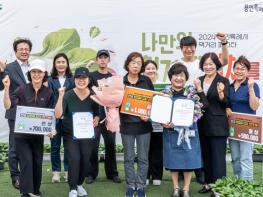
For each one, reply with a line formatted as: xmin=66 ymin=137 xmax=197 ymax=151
xmin=0 ymin=161 xmax=262 ymax=197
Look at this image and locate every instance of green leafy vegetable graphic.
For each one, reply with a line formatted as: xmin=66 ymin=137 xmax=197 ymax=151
xmin=32 ymin=28 xmax=80 ymax=58
xmin=67 ymin=48 xmax=97 ymax=71
xmin=89 ymin=26 xmax=101 ymax=38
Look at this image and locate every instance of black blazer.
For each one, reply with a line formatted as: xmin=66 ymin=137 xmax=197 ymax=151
xmin=198 ymin=73 xmax=230 ymax=137
xmin=0 ymin=60 xmax=27 ymax=120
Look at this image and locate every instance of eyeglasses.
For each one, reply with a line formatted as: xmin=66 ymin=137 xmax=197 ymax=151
xmin=17 ymin=48 xmax=30 ymax=52
xmin=130 ymin=60 xmax=142 ymax=66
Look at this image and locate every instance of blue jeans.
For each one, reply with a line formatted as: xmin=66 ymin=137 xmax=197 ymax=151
xmin=121 ymin=133 xmax=151 ymax=189
xmin=51 ymin=121 xmax=69 ymax=172
xmin=229 ymin=139 xmax=253 ymax=180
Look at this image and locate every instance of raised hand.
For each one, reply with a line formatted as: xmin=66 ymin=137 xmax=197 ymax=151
xmin=216 ymin=32 xmax=227 ymax=43
xmin=93 ymin=116 xmax=99 ymax=127
xmin=217 ymin=82 xmax=225 ymax=94
xmin=58 ymin=87 xmax=65 ymax=97
xmin=2 ymin=75 xmax=10 ymax=89
xmin=0 ymin=59 xmax=7 ymax=72
xmin=194 ymin=78 xmax=202 ymax=92
xmin=247 ymin=78 xmax=254 ymax=90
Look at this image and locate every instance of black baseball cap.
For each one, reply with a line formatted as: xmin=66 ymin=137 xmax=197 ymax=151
xmin=96 ymin=49 xmax=110 ymax=58
xmin=74 ymin=67 xmax=89 ymax=78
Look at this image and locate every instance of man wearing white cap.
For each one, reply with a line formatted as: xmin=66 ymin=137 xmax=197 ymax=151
xmin=0 ymin=38 xmax=32 ymax=190
xmin=2 ymin=58 xmax=55 ymax=197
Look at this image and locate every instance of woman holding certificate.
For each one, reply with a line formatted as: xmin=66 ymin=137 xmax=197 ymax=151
xmin=162 ymin=63 xmax=207 ymax=197
xmin=227 ymin=56 xmax=260 ymax=180
xmin=197 ymin=52 xmax=230 ymax=194
xmin=120 ymin=52 xmax=154 ymax=197
xmin=3 ymin=59 xmax=55 ymax=197
xmin=54 ymin=67 xmax=99 ymax=197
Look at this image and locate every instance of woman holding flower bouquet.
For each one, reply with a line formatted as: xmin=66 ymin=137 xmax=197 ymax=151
xmin=162 ymin=63 xmax=208 ymax=197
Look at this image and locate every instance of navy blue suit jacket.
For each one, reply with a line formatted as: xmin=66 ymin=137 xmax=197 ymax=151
xmin=0 ymin=60 xmax=27 ymax=120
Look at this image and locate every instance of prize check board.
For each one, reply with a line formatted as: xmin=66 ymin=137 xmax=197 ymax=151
xmin=120 ymin=86 xmax=158 ymax=117
xmin=15 ymin=106 xmax=55 ymax=135
xmin=228 ymin=112 xmax=262 ymax=144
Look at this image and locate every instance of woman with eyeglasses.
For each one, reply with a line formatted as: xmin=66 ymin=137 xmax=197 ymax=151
xmin=120 ymin=52 xmax=154 ymax=197
xmin=227 ymin=56 xmax=260 ymax=181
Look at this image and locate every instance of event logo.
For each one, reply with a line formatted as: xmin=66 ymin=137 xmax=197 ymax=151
xmin=244 ymin=3 xmax=263 ymax=13
xmin=17 ymin=123 xmax=25 ymax=130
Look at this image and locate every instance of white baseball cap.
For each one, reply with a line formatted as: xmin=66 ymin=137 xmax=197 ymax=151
xmin=29 ymin=59 xmax=46 ymax=72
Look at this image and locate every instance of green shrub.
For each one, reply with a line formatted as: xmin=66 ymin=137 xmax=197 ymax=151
xmin=116 ymin=144 xmax=124 ymax=153
xmin=226 ymin=143 xmax=263 ymax=154
xmin=0 ymin=152 xmax=7 ymax=162
xmin=44 ymin=144 xmax=51 ymax=153
xmin=210 ymin=176 xmax=263 ymax=197
xmin=98 ymin=144 xmax=124 ymax=154
xmin=0 ymin=143 xmax=8 ymax=170
xmin=99 ymin=144 xmax=105 ymax=154
xmin=0 ymin=143 xmax=8 ymax=152
xmin=253 ymin=144 xmax=263 ymax=154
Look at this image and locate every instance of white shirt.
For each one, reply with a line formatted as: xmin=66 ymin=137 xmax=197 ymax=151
xmin=203 ymin=82 xmax=211 ymax=95
xmin=17 ymin=59 xmax=29 ymax=83
xmin=178 ymin=59 xmax=203 ymax=85
xmin=58 ymin=75 xmax=66 ymax=87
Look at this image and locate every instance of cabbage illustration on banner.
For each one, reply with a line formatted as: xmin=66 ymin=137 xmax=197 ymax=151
xmin=32 ymin=27 xmax=101 ymax=71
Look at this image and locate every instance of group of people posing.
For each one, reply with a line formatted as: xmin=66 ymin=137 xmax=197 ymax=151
xmin=0 ymin=33 xmax=260 ymax=197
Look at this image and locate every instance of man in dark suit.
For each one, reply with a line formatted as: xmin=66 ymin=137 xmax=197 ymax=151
xmin=0 ymin=38 xmax=32 ymax=190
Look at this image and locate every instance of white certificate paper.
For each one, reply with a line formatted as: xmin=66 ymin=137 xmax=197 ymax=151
xmin=73 ymin=112 xmax=94 ymax=139
xmin=150 ymin=95 xmax=172 ymax=124
xmin=172 ymin=99 xmax=194 ymax=127
xmin=150 ymin=96 xmax=194 ymax=127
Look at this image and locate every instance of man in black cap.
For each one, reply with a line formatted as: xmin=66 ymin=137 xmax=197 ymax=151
xmin=86 ymin=49 xmax=121 ymax=184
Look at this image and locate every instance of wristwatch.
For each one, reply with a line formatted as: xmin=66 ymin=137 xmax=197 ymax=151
xmin=222 ymin=41 xmax=228 ymax=46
